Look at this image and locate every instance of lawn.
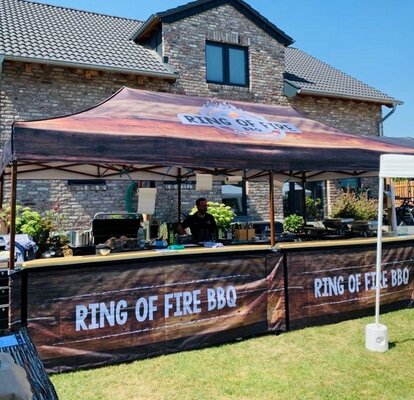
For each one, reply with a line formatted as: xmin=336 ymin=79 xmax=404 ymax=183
xmin=51 ymin=309 xmax=414 ymax=400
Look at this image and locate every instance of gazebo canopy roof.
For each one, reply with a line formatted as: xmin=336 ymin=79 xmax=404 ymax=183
xmin=2 ymin=87 xmax=414 ymax=182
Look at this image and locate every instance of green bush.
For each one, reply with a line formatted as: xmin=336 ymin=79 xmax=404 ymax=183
xmin=330 ymin=191 xmax=377 ymax=220
xmin=190 ymin=201 xmax=236 ymax=229
xmin=0 ymin=205 xmax=67 ymax=254
xmin=283 ymin=214 xmax=305 ymax=233
xmin=305 ymin=197 xmax=322 ymax=221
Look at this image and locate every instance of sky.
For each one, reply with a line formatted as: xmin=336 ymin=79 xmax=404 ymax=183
xmin=37 ymin=0 xmax=414 ymax=137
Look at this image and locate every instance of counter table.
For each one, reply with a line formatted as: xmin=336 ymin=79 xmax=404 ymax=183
xmin=9 ymin=237 xmax=413 ymax=372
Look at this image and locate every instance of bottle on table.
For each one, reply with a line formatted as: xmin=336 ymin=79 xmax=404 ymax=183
xmin=137 ymin=225 xmax=145 ymax=249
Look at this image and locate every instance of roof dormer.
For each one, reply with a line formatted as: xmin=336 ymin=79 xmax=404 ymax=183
xmin=132 ymin=0 xmax=294 ymax=47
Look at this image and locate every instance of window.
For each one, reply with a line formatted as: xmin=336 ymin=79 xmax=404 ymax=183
xmin=222 ymin=181 xmax=247 ymax=216
xmin=339 ymin=178 xmax=361 ymax=192
xmin=206 ymin=42 xmax=249 ymax=87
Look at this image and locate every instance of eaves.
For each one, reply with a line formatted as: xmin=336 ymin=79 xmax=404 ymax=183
xmin=3 ymin=54 xmax=178 ymax=81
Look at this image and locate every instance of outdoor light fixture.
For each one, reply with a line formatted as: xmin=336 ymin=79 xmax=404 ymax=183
xmin=225 ymin=175 xmax=243 ymax=184
xmin=196 ymin=174 xmax=213 ymax=191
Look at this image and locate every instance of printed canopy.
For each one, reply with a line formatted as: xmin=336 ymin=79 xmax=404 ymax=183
xmin=2 ymin=87 xmax=414 ymax=181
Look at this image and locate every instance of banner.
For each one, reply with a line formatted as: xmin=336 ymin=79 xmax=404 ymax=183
xmin=16 ymin=252 xmax=271 ymax=372
xmin=8 ymin=241 xmax=413 ymax=372
xmin=286 ymin=242 xmax=414 ymax=329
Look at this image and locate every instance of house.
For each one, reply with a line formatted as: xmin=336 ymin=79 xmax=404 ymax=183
xmin=0 ymin=0 xmax=402 ymax=227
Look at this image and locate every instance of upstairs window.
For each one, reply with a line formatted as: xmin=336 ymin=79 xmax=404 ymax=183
xmin=206 ymin=42 xmax=249 ymax=87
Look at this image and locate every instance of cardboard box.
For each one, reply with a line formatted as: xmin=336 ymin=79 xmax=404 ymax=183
xmin=234 ymin=229 xmax=256 ymax=241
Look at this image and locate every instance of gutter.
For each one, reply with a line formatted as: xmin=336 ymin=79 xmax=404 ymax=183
xmin=3 ymin=54 xmax=178 ymax=80
xmin=296 ymin=87 xmax=402 ymax=106
xmin=379 ymin=103 xmax=397 ymax=137
xmin=284 ymin=81 xmax=402 ymax=107
xmin=0 ymin=54 xmax=4 ymax=153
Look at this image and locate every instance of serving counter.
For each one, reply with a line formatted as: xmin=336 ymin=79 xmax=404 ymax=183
xmin=9 ymin=237 xmax=414 ymax=372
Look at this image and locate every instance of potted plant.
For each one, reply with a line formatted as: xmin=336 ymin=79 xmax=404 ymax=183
xmin=0 ymin=205 xmax=68 ymax=257
xmin=283 ymin=214 xmax=305 ymax=234
xmin=305 ymin=197 xmax=323 ymax=221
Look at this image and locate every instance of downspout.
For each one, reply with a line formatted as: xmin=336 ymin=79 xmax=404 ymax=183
xmin=0 ymin=54 xmax=4 ymax=139
xmin=0 ymin=54 xmax=4 ymax=77
xmin=379 ymin=103 xmax=397 ymax=137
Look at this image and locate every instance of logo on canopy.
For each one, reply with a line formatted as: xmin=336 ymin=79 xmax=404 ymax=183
xmin=178 ymin=101 xmax=301 ymax=138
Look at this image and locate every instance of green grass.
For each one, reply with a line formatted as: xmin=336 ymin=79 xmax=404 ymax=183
xmin=51 ymin=309 xmax=414 ymax=400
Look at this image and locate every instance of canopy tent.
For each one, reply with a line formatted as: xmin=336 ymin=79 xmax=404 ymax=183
xmin=2 ymin=87 xmax=414 ymax=182
xmin=2 ymin=87 xmax=414 ymax=266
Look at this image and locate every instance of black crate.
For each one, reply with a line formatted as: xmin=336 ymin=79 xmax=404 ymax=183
xmin=0 ymin=287 xmax=8 ymax=305
xmin=0 ymin=306 xmax=8 ymax=330
xmin=0 ymin=269 xmax=7 ymax=287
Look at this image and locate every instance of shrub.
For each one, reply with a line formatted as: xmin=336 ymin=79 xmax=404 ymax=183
xmin=283 ymin=214 xmax=305 ymax=233
xmin=0 ymin=205 xmax=67 ymax=254
xmin=305 ymin=197 xmax=322 ymax=221
xmin=330 ymin=191 xmax=377 ymax=221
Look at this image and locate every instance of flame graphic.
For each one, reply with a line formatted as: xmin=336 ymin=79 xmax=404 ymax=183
xmin=227 ymin=111 xmax=240 ymax=118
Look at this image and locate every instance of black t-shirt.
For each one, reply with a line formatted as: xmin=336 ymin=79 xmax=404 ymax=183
xmin=182 ymin=213 xmax=218 ymax=243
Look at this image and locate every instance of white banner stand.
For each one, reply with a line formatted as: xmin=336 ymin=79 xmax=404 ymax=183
xmin=366 ymin=154 xmax=414 ymax=352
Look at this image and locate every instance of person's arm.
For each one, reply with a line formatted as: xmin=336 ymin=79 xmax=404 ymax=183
xmin=177 ymin=216 xmax=190 ymax=235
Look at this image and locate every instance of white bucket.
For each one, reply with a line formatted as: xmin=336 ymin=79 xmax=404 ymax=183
xmin=365 ymin=323 xmax=389 ymax=352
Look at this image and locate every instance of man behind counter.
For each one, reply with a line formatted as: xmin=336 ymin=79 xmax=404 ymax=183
xmin=177 ymin=198 xmax=218 ymax=243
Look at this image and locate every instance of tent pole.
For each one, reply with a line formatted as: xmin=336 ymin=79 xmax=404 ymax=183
xmin=301 ymin=174 xmax=307 ymax=225
xmin=8 ymin=162 xmax=17 ymax=271
xmin=269 ymin=171 xmax=275 ymax=246
xmin=177 ymin=168 xmax=182 ymax=223
xmin=0 ymin=173 xmax=4 ymax=209
xmin=374 ymin=176 xmax=384 ymax=325
xmin=389 ymin=179 xmax=397 ymax=232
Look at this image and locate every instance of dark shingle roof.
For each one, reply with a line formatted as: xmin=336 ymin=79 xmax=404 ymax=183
xmin=0 ymin=0 xmax=401 ymax=105
xmin=285 ymin=47 xmax=401 ymax=106
xmin=133 ymin=0 xmax=293 ymax=46
xmin=0 ymin=0 xmax=176 ymax=77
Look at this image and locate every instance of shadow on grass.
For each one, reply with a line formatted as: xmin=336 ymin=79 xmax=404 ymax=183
xmin=389 ymin=337 xmax=414 ymax=349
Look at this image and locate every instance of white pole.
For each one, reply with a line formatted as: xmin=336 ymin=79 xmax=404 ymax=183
xmin=375 ymin=177 xmax=384 ymax=325
xmin=365 ymin=175 xmax=388 ymax=352
xmin=389 ymin=178 xmax=398 ymax=232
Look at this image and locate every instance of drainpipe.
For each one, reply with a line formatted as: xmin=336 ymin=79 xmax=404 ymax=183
xmin=0 ymin=54 xmax=4 ymax=125
xmin=379 ymin=103 xmax=397 ymax=137
xmin=0 ymin=54 xmax=4 ymax=209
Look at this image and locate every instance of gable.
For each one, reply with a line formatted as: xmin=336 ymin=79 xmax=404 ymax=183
xmin=133 ymin=0 xmax=293 ymax=46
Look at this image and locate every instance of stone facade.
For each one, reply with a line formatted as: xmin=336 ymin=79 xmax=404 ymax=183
xmin=288 ymin=95 xmax=382 ymax=136
xmin=0 ymin=61 xmax=171 ymax=144
xmin=0 ymin=3 xmax=384 ymax=230
xmin=163 ymin=4 xmax=287 ymax=105
xmin=287 ymin=95 xmax=382 ymax=216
